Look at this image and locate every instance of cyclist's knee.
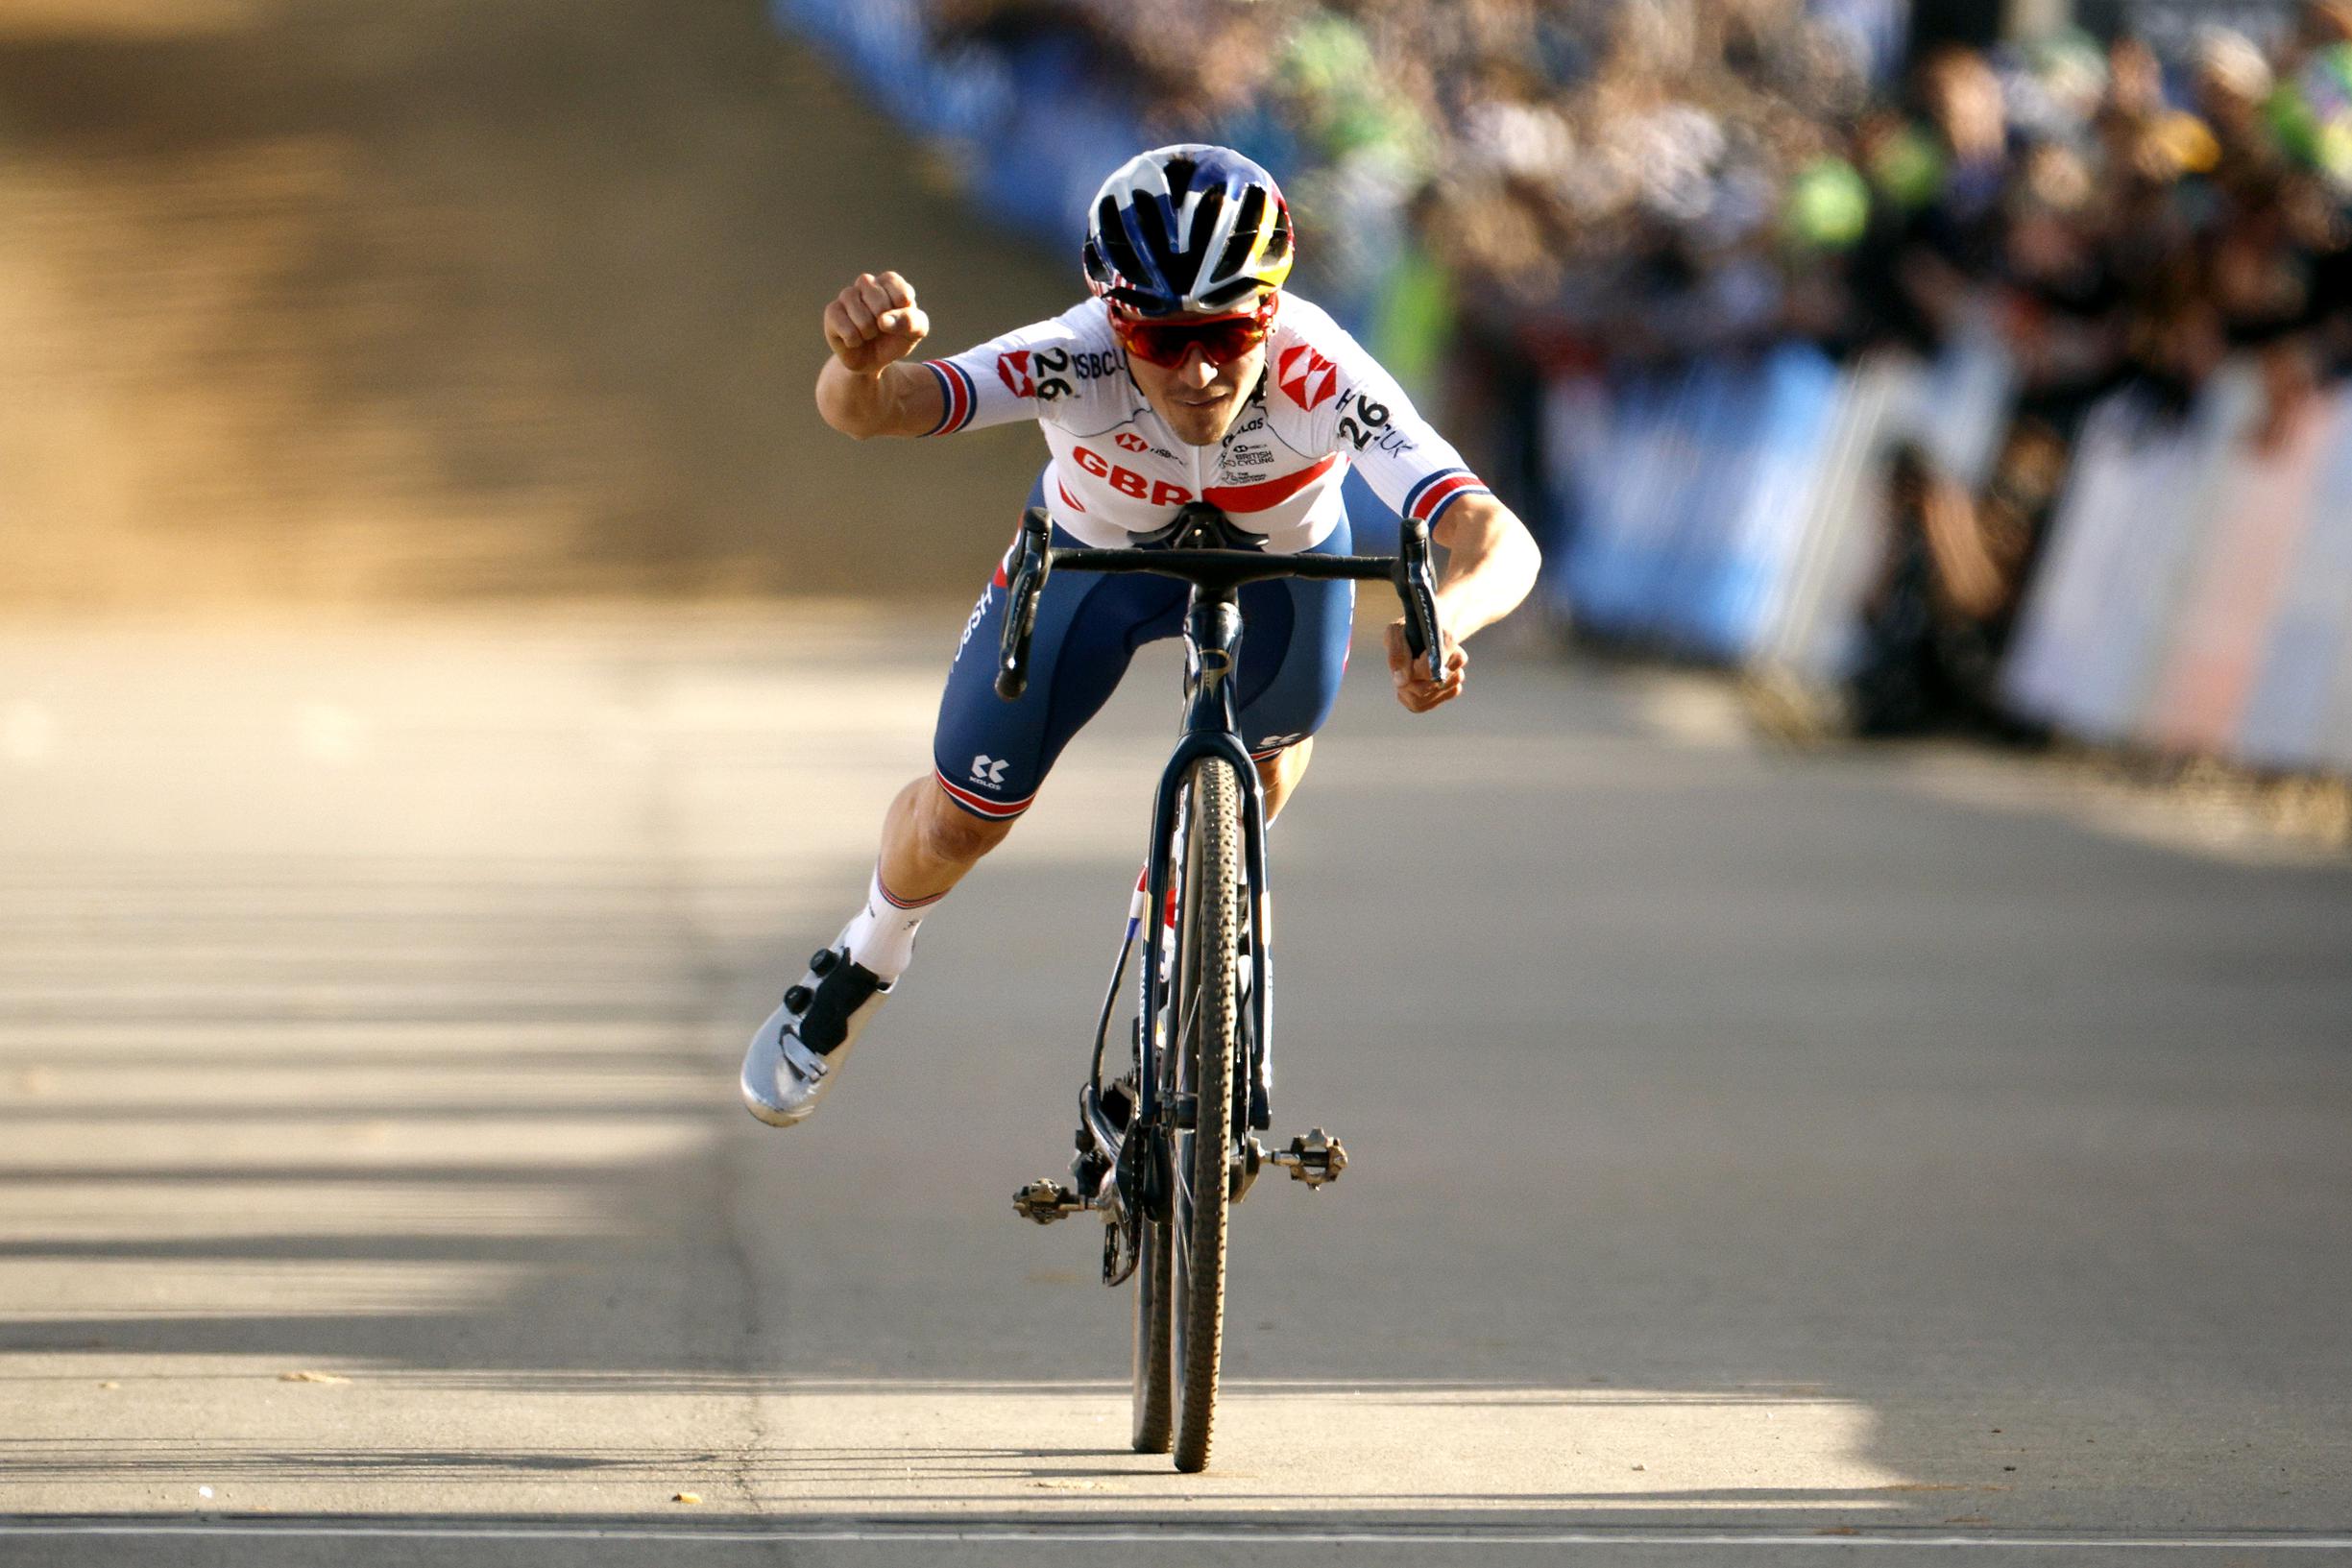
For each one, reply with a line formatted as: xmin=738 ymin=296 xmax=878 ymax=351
xmin=920 ymin=781 xmax=1018 ymax=864
xmin=1255 ymin=736 xmax=1313 ymax=819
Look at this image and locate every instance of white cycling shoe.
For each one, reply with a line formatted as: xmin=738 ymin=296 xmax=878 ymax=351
xmin=740 ymin=942 xmax=892 ymax=1127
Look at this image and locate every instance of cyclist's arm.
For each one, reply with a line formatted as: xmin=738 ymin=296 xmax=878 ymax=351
xmin=816 ymin=357 xmax=946 ymax=441
xmin=816 ymin=276 xmax=1103 ymax=443
xmin=815 ymin=271 xmax=945 ymax=440
xmin=1377 ymin=491 xmax=1541 ymax=713
xmin=1429 ymin=491 xmax=1542 ymax=640
xmin=1298 ymin=312 xmax=1540 ymax=710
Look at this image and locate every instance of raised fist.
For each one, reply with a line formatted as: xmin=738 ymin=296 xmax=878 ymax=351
xmin=824 ymin=271 xmax=929 ymax=375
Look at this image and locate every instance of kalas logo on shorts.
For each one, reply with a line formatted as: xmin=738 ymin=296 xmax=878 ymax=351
xmin=997 ymin=350 xmax=1035 ymax=398
xmin=1115 ymin=432 xmax=1150 ymax=452
xmin=1277 ymin=345 xmax=1340 ymax=411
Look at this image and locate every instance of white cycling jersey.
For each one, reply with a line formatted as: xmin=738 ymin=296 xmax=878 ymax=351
xmin=919 ymin=293 xmax=1491 ymax=554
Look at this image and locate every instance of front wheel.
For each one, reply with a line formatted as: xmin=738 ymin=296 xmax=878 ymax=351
xmin=1169 ymin=757 xmax=1244 ymax=1473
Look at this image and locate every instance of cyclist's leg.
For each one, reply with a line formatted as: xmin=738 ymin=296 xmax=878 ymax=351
xmin=742 ymin=475 xmax=1189 ymax=1125
xmin=1231 ymin=513 xmax=1356 ymax=822
xmin=879 ymin=476 xmax=1184 ymax=904
xmin=1253 ymin=737 xmax=1316 ymax=823
xmin=873 ymin=775 xmax=1008 ymax=909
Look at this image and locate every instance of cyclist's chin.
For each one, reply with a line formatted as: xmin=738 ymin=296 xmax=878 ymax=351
xmin=1158 ymin=390 xmax=1240 ymax=446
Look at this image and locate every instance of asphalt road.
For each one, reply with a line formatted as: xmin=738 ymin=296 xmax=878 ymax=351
xmin=1 ymin=608 xmax=2347 ymax=1566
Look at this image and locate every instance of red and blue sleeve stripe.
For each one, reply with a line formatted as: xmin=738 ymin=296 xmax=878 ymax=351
xmin=1403 ymin=467 xmax=1491 ymax=526
xmin=922 ymin=360 xmax=978 ymax=437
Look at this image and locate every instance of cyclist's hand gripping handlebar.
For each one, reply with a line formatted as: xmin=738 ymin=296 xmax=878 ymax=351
xmin=1394 ymin=518 xmax=1445 ymax=686
xmin=995 ymin=507 xmax=1053 ymax=702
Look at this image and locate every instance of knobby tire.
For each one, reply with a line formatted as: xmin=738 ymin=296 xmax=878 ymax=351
xmin=1170 ymin=758 xmax=1242 ymax=1473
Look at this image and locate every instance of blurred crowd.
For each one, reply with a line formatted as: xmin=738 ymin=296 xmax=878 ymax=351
xmin=930 ymin=0 xmax=2352 ymax=396
xmin=922 ymin=0 xmax=2352 ymax=742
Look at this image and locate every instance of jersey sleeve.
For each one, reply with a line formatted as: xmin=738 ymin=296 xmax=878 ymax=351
xmin=1297 ymin=318 xmax=1493 ymax=527
xmin=916 ymin=303 xmax=1100 ymax=437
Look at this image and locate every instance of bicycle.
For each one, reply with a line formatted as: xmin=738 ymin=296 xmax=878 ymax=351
xmin=1002 ymin=500 xmax=1444 ymax=1473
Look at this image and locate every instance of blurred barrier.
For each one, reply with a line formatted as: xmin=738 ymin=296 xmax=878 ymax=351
xmin=1546 ymin=346 xmax=1842 ymax=663
xmin=2006 ymin=371 xmax=2352 ymax=775
xmin=1544 ymin=333 xmax=2013 ymax=679
xmin=1548 ymin=340 xmax=2352 ymax=777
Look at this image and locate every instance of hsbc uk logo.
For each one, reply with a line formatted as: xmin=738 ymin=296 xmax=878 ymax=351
xmin=955 ymin=581 xmax=994 ymax=658
xmin=1277 ymin=344 xmax=1340 ymax=411
xmin=1113 ymin=429 xmax=1175 ymax=459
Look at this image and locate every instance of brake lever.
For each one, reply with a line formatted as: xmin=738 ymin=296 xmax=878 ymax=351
xmin=995 ymin=508 xmax=1053 ymax=702
xmin=1395 ymin=519 xmax=1445 ymax=685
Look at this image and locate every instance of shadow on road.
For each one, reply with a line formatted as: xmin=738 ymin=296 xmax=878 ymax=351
xmin=1 ymin=615 xmax=2347 ymax=1535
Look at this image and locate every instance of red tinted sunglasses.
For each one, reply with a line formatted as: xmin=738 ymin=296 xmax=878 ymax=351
xmin=1111 ymin=297 xmax=1277 ymax=369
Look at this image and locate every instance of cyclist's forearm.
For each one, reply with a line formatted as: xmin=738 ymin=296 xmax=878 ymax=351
xmin=1430 ymin=494 xmax=1542 ymax=639
xmin=815 ymin=358 xmax=944 ymax=440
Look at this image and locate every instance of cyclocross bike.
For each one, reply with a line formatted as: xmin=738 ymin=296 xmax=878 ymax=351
xmin=1002 ymin=500 xmax=1444 ymax=1474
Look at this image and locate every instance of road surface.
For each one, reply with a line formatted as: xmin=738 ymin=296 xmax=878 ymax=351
xmin=1 ymin=609 xmax=2347 ymax=1564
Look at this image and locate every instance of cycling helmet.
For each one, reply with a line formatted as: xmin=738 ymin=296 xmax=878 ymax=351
xmin=1082 ymin=144 xmax=1295 ymax=317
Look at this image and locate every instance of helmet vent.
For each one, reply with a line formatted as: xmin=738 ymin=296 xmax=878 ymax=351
xmin=1135 ymin=189 xmax=1206 ymax=301
xmin=1209 ymin=184 xmax=1268 ymax=291
xmin=1096 ymin=196 xmax=1155 ymax=300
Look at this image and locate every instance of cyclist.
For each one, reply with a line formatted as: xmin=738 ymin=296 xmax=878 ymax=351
xmin=743 ymin=144 xmax=1540 ymax=1127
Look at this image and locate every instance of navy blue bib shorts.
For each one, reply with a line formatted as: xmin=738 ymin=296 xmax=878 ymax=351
xmin=931 ymin=479 xmax=1356 ymax=821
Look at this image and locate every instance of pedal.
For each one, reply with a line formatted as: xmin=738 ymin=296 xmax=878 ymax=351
xmin=1268 ymin=1127 xmax=1347 ymax=1189
xmin=1011 ymin=1178 xmax=1089 ymax=1225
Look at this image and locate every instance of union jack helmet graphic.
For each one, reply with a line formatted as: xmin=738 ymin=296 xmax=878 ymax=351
xmin=1081 ymin=144 xmax=1295 ymax=318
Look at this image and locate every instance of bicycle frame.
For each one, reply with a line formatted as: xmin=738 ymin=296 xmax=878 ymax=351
xmin=1134 ymin=586 xmax=1273 ymax=1129
xmin=1064 ymin=583 xmax=1273 ymax=1242
xmin=998 ymin=502 xmax=1442 ymax=1248
xmin=1000 ymin=502 xmax=1437 ymax=1467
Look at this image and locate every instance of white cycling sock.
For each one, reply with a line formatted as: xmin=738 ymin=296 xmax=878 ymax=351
xmin=837 ymin=867 xmax=942 ymax=983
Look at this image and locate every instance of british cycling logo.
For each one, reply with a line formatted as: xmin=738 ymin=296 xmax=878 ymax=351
xmin=1276 ymin=344 xmax=1340 ymax=411
xmin=970 ymin=755 xmax=1010 ymax=788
